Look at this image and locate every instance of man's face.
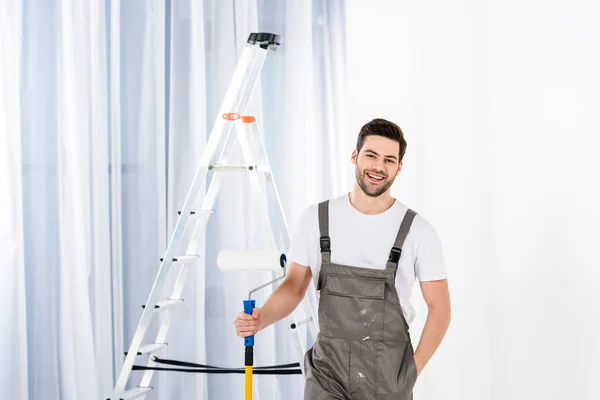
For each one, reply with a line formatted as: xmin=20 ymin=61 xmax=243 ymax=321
xmin=352 ymin=135 xmax=402 ymax=197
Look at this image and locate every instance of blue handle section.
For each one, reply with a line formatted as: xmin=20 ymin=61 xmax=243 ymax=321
xmin=243 ymin=299 xmax=256 ymax=347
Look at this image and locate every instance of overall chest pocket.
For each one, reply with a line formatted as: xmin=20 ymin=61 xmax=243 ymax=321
xmin=321 ymin=273 xmax=386 ymax=340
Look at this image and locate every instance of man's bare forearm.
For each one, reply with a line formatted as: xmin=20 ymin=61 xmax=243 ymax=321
xmin=414 ymin=305 xmax=451 ymax=372
xmin=257 ymin=278 xmax=306 ymax=332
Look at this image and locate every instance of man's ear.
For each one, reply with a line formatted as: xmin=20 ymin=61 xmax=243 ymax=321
xmin=396 ymin=161 xmax=403 ymax=176
xmin=351 ymin=149 xmax=358 ymax=164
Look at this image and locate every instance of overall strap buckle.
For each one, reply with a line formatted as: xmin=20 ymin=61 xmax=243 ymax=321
xmin=319 ymin=236 xmax=331 ymax=253
xmin=388 ymin=247 xmax=402 ymax=264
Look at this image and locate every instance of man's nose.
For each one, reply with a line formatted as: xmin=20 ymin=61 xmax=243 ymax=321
xmin=373 ymin=159 xmax=385 ymax=171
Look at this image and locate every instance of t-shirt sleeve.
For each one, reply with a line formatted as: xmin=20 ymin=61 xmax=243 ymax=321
xmin=287 ymin=205 xmax=315 ymax=268
xmin=414 ymin=218 xmax=447 ymax=281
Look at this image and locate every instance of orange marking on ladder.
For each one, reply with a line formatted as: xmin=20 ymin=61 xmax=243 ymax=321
xmin=223 ymin=113 xmax=241 ymax=120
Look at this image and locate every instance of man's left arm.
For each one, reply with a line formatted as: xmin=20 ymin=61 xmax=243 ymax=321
xmin=413 ymin=279 xmax=451 ymax=376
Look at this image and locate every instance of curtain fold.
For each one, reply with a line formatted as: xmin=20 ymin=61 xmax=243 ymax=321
xmin=20 ymin=1 xmax=61 ymax=398
xmin=55 ymin=0 xmax=98 ymax=397
xmin=164 ymin=0 xmax=209 ymax=397
xmin=88 ymin=0 xmax=114 ymax=396
xmin=0 ymin=1 xmax=28 ymax=399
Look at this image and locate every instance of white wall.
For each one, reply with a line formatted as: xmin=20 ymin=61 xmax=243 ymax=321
xmin=347 ymin=1 xmax=600 ymax=399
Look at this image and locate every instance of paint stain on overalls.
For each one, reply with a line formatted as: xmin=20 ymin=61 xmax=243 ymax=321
xmin=304 ymin=200 xmax=418 ymax=400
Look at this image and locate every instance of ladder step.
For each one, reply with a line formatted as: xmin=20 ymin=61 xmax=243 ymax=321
xmin=118 ymin=386 xmax=152 ymax=399
xmin=138 ymin=343 xmax=166 ymax=355
xmin=177 ymin=209 xmax=214 ymax=216
xmin=209 ymin=164 xmax=270 ymax=172
xmin=125 ymin=343 xmax=166 ymax=356
xmin=159 ymin=255 xmax=199 ymax=264
xmin=290 ymin=316 xmax=313 ymax=330
xmin=173 ymin=255 xmax=198 ymax=263
xmin=142 ymin=299 xmax=183 ymax=311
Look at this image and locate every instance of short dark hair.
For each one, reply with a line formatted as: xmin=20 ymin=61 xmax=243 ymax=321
xmin=356 ymin=118 xmax=407 ymax=162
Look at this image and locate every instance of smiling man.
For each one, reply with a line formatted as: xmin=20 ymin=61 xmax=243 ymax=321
xmin=235 ymin=118 xmax=451 ymax=400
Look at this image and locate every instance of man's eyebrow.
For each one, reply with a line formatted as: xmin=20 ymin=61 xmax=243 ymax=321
xmin=364 ymin=149 xmax=398 ymax=160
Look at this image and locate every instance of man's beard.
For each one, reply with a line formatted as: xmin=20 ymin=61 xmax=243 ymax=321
xmin=355 ymin=166 xmax=394 ymax=197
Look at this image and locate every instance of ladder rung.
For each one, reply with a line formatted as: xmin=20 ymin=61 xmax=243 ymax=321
xmin=118 ymin=386 xmax=152 ymax=399
xmin=290 ymin=316 xmax=313 ymax=330
xmin=174 ymin=255 xmax=198 ymax=263
xmin=177 ymin=209 xmax=213 ymax=216
xmin=138 ymin=343 xmax=166 ymax=355
xmin=125 ymin=343 xmax=166 ymax=356
xmin=159 ymin=255 xmax=198 ymax=264
xmin=142 ymin=299 xmax=183 ymax=311
xmin=209 ymin=164 xmax=270 ymax=172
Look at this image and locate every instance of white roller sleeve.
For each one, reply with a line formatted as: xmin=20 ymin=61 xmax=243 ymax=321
xmin=216 ymin=250 xmax=286 ymax=271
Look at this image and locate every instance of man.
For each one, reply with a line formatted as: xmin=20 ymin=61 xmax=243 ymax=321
xmin=234 ymin=118 xmax=451 ymax=399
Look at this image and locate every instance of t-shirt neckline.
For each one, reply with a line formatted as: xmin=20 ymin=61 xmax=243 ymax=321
xmin=344 ymin=192 xmax=399 ymax=218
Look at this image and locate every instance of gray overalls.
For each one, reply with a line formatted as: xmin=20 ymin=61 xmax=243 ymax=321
xmin=304 ymin=200 xmax=418 ymax=400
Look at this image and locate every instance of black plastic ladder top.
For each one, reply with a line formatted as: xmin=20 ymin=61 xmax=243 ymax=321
xmin=247 ymin=32 xmax=282 ymax=50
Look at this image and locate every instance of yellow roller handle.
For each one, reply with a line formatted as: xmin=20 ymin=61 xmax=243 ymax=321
xmin=245 ymin=365 xmax=253 ymax=399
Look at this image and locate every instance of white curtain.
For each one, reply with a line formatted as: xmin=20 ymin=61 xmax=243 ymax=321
xmin=0 ymin=2 xmax=28 ymax=399
xmin=1 ymin=0 xmax=111 ymax=398
xmin=347 ymin=1 xmax=600 ymax=400
xmin=0 ymin=0 xmax=347 ymax=399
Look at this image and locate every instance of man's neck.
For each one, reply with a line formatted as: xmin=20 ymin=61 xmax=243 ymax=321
xmin=348 ymin=186 xmax=396 ymax=215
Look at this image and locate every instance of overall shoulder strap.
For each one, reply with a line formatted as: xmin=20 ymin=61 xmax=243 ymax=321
xmin=385 ymin=209 xmax=418 ymax=276
xmin=318 ymin=200 xmax=331 ymax=264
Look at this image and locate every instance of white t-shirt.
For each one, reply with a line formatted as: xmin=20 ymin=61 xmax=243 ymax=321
xmin=287 ymin=193 xmax=447 ymax=325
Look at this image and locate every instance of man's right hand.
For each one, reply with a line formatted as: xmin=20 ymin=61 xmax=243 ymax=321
xmin=234 ymin=307 xmax=261 ymax=337
xmin=232 ymin=261 xmax=312 ymax=338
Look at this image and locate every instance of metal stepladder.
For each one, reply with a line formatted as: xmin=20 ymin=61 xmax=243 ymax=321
xmin=109 ymin=33 xmax=319 ymax=399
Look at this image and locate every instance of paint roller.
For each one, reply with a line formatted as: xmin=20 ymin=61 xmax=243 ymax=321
xmin=217 ymin=250 xmax=287 ymax=400
xmin=217 ymin=250 xmax=286 ymax=272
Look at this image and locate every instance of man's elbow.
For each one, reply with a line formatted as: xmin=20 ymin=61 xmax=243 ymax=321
xmin=428 ymin=301 xmax=451 ymax=325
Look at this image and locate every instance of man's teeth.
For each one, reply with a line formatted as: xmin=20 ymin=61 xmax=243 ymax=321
xmin=367 ymin=173 xmax=384 ymax=180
